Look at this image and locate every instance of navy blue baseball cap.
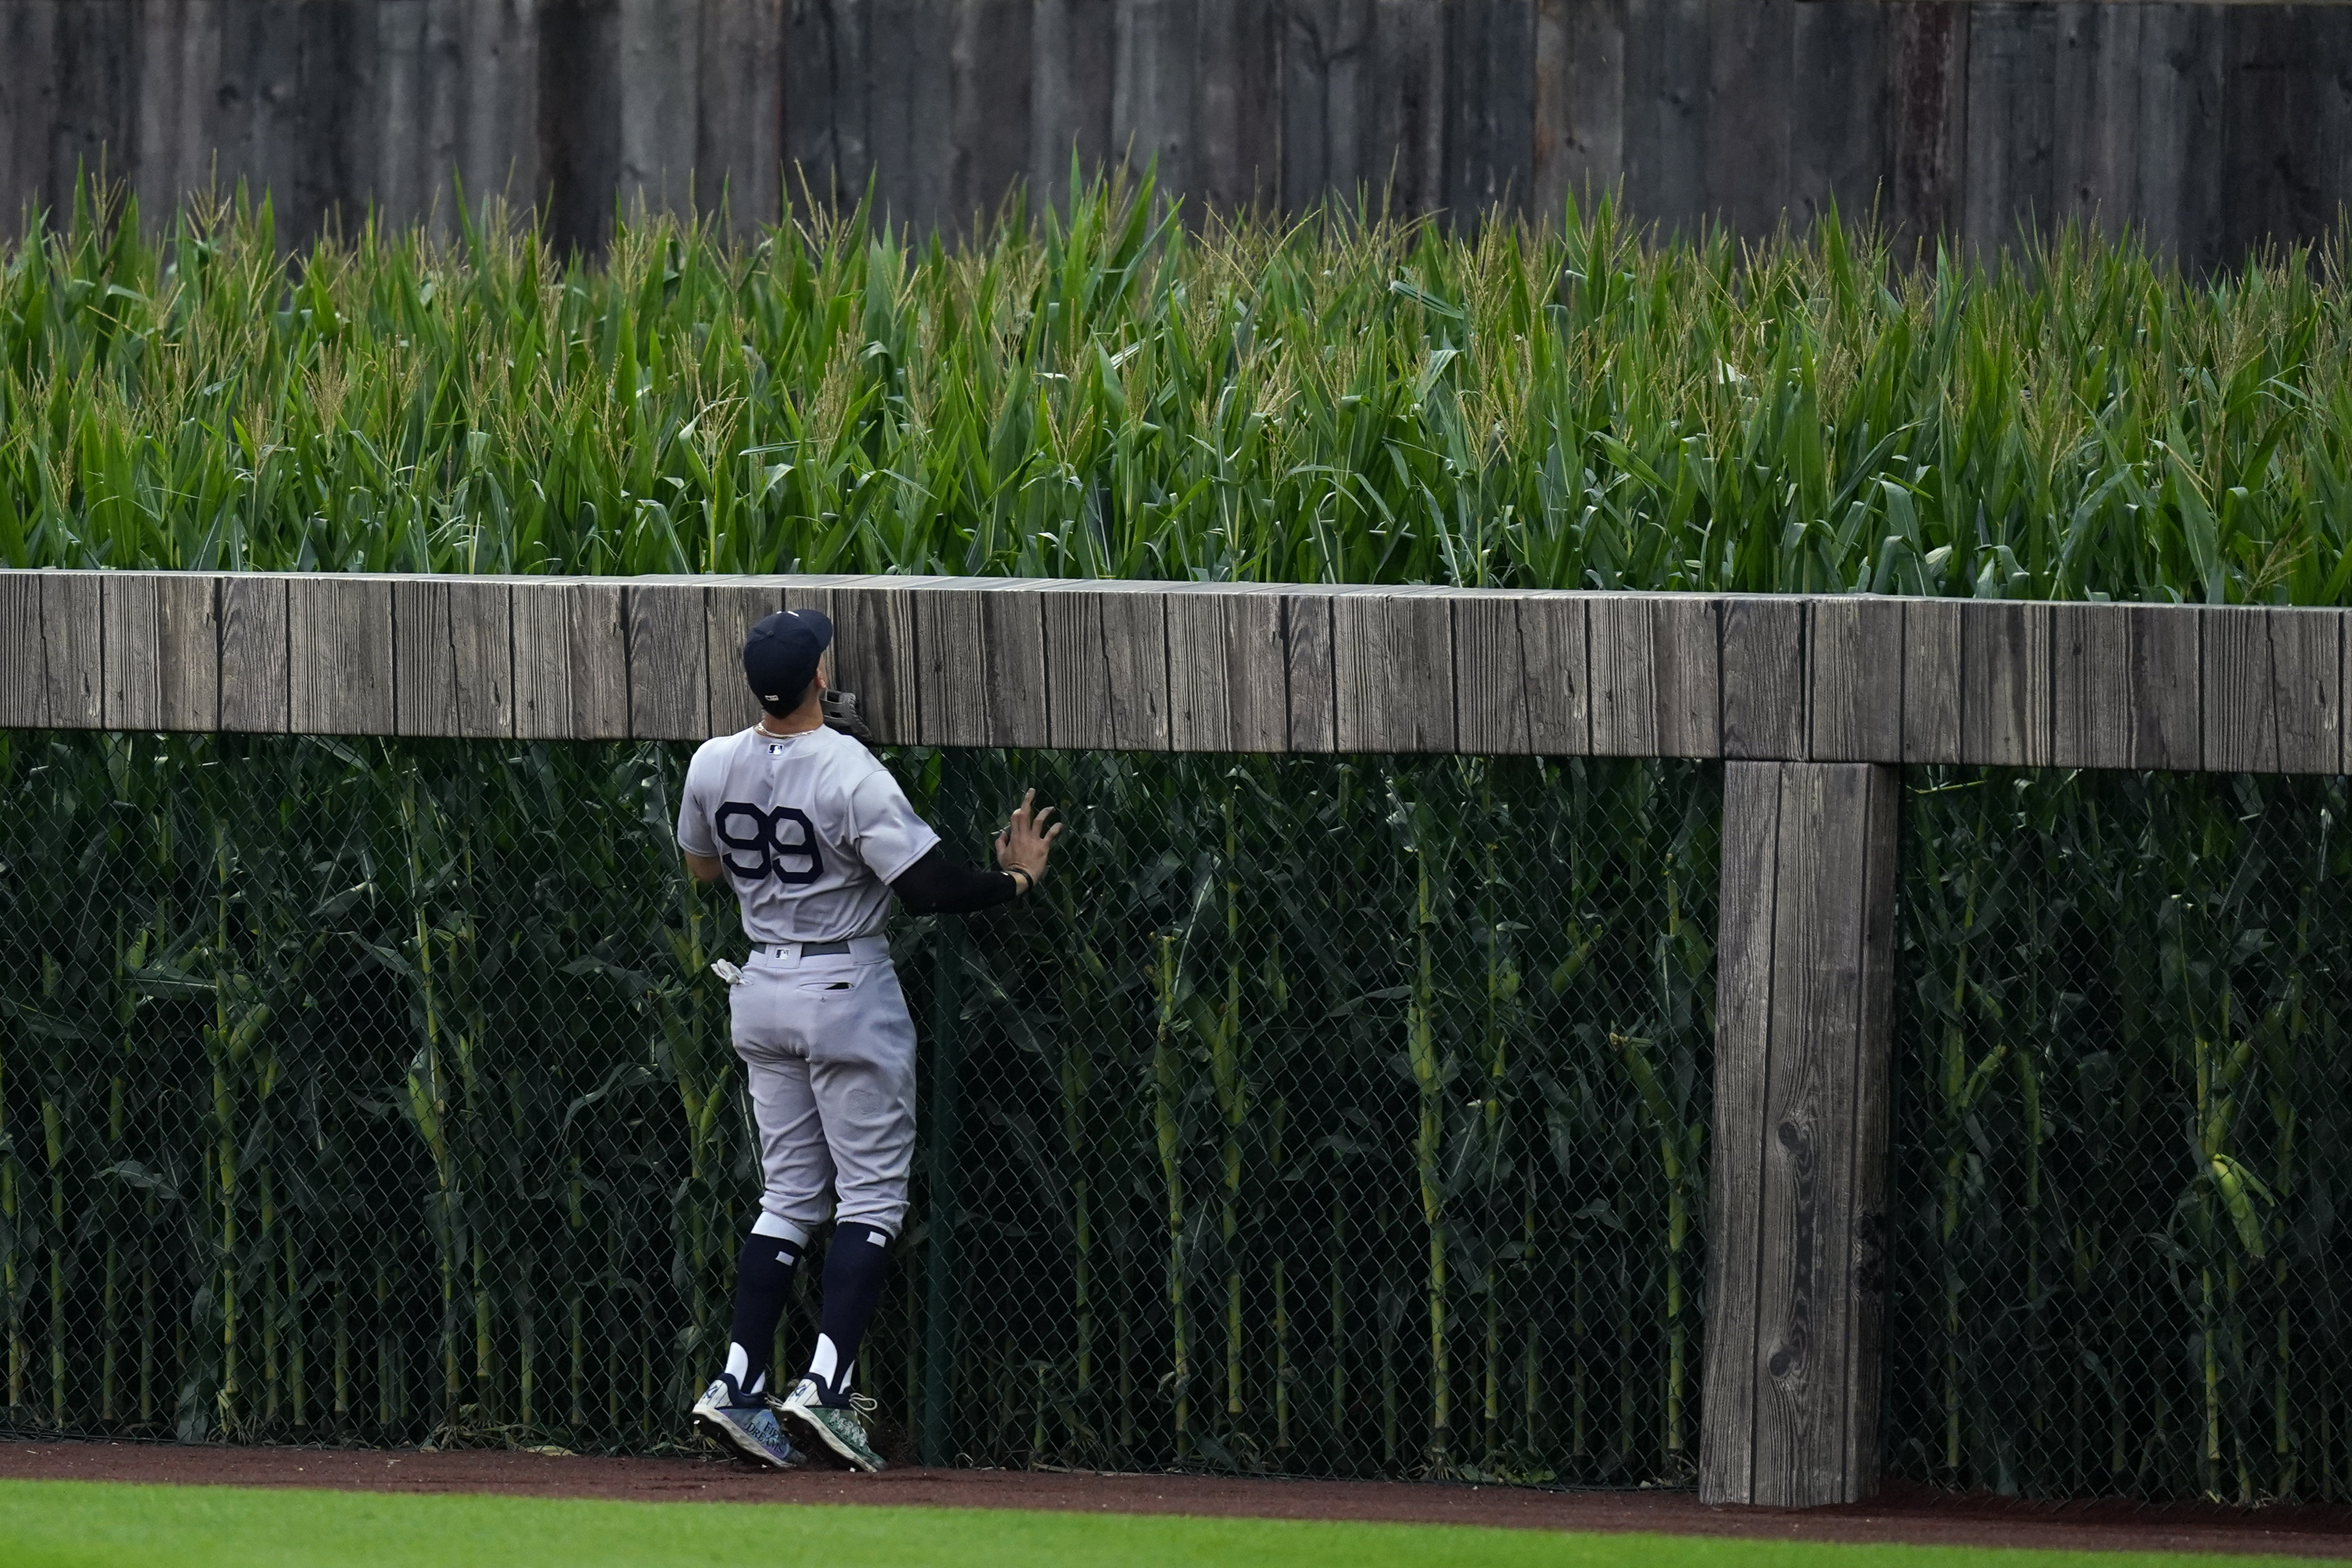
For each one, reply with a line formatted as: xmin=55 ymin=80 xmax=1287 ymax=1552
xmin=743 ymin=608 xmax=833 ymax=711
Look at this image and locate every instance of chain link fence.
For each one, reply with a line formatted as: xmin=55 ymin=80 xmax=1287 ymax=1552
xmin=1888 ymin=767 xmax=2352 ymax=1504
xmin=0 ymin=732 xmax=1717 ymax=1485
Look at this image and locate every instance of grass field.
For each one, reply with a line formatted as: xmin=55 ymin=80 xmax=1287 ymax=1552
xmin=0 ymin=1480 xmax=2327 ymax=1568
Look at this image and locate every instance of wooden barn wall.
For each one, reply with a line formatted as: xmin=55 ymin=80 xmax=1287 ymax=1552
xmin=1 ymin=1 xmax=2348 ymax=266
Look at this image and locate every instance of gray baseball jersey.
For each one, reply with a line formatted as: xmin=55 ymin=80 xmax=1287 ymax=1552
xmin=676 ymin=725 xmax=940 ymax=945
xmin=676 ymin=722 xmax=939 ymax=1240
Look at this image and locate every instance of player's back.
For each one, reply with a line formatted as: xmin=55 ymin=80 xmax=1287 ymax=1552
xmin=679 ymin=725 xmax=937 ymax=945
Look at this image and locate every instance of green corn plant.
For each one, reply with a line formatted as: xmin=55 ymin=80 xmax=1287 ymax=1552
xmin=1148 ymin=932 xmax=1191 ymax=1457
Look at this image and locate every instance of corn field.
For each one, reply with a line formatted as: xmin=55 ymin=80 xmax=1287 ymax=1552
xmin=13 ymin=184 xmax=2352 ymax=1501
xmin=0 ymin=730 xmax=1717 ymax=1480
xmin=1891 ymin=769 xmax=2352 ymax=1504
xmin=4 ymin=181 xmax=2352 ymax=602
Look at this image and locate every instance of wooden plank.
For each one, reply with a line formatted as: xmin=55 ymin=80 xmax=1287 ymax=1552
xmin=1043 ymin=585 xmax=1112 ymax=749
xmin=1334 ymin=590 xmax=1453 ymax=753
xmin=1703 ymin=0 xmax=1792 ymax=238
xmin=49 ymin=0 xmax=135 ymax=228
xmin=1887 ymin=2 xmax=1969 ymax=255
xmin=2124 ymin=604 xmax=2200 ymax=771
xmin=101 ymin=572 xmax=165 ymax=732
xmin=539 ymin=0 xmax=622 ymax=251
xmin=572 ymin=581 xmax=630 ymax=738
xmin=395 ymin=578 xmax=515 ymax=739
xmin=1101 ymin=584 xmax=1173 ymax=750
xmin=1961 ymin=1 xmax=2057 ymax=262
xmin=1452 ymin=595 xmax=1529 ymax=755
xmin=869 ymin=0 xmax=955 ymax=233
xmin=978 ymin=580 xmax=1053 ymax=749
xmin=1788 ymin=1 xmax=1887 ymax=233
xmin=1533 ymin=0 xmax=1626 ymax=222
xmin=37 ymin=573 xmax=103 ymax=729
xmin=1283 ymin=591 xmax=1338 ymax=753
xmin=2222 ymin=3 xmax=2335 ymax=265
xmin=1699 ymin=759 xmax=1782 ymax=1507
xmin=458 ymin=0 xmax=541 ymax=218
xmin=1958 ymin=600 xmax=2051 ymax=767
xmin=617 ymin=0 xmax=700 ymax=218
xmin=949 ymin=0 xmax=1033 ymax=230
xmin=827 ymin=579 xmax=922 ymax=745
xmin=1111 ymin=0 xmax=1198 ymax=199
xmin=511 ymin=577 xmax=574 ymax=739
xmin=706 ymin=581 xmax=783 ymax=737
xmin=2048 ymin=600 xmax=2131 ymax=770
xmin=1518 ymin=592 xmax=1590 ymax=755
xmin=128 ymin=0 xmax=191 ymax=220
xmin=1193 ymin=0 xmax=1279 ymax=215
xmin=2202 ymin=606 xmax=2342 ymax=776
xmin=1747 ymin=761 xmax=1878 ymax=1507
xmin=1166 ymin=587 xmax=1238 ymax=752
xmin=0 ymin=573 xmax=41 ymax=728
xmin=1043 ymin=584 xmax=1170 ymax=751
xmin=1446 ymin=0 xmax=1535 ymax=224
xmin=2052 ymin=1 xmax=2131 ymax=242
xmin=394 ymin=577 xmax=456 ymax=736
xmin=1369 ymin=0 xmax=1447 ymax=217
xmin=1589 ymin=593 xmax=1660 ymax=756
xmin=287 ymin=575 xmax=395 ymax=736
xmin=0 ymin=4 xmax=59 ymax=240
xmin=155 ymin=571 xmax=222 ymax=731
xmin=290 ymin=0 xmax=374 ymax=244
xmin=219 ymin=574 xmax=291 ymax=733
xmin=917 ymin=585 xmax=991 ymax=747
xmin=512 ymin=578 xmax=630 ymax=741
xmin=1721 ymin=596 xmax=1805 ymax=760
xmin=103 ymin=572 xmax=221 ymax=732
xmin=1030 ymin=0 xmax=1118 ymax=213
xmin=1453 ymin=591 xmax=1592 ymax=758
xmin=626 ymin=579 xmax=709 ymax=742
xmin=371 ymin=0 xmax=431 ymax=228
xmin=1653 ymin=594 xmax=1721 ymax=759
xmin=1280 ymin=0 xmax=1374 ymax=215
xmin=2139 ymin=3 xmax=2224 ymax=275
xmin=445 ymin=579 xmax=515 ymax=738
xmin=1901 ymin=598 xmax=1961 ymax=764
xmin=2051 ymin=602 xmax=2199 ymax=771
xmin=699 ymin=0 xmax=787 ymax=234
xmin=1807 ymin=597 xmax=1902 ymax=764
xmin=1621 ymin=0 xmax=1708 ymax=238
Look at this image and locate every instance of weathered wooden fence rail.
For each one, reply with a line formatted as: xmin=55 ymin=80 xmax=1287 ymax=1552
xmin=4 ymin=570 xmax=2340 ymax=771
xmin=7 ymin=1 xmax=2352 ymax=268
xmin=4 ymin=565 xmax=2342 ymax=1508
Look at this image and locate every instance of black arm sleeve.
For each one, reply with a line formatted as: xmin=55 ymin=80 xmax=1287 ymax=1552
xmin=891 ymin=846 xmax=1019 ymax=916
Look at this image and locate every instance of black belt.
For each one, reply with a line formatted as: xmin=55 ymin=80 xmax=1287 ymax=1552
xmin=759 ymin=939 xmax=854 ymax=959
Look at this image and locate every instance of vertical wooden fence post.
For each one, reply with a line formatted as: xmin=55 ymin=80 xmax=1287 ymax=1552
xmin=1701 ymin=760 xmax=1899 ymax=1508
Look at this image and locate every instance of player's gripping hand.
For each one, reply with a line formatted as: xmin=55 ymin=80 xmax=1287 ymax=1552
xmin=994 ymin=789 xmax=1064 ymax=893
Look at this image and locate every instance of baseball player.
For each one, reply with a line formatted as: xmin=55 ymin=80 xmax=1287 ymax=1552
xmin=679 ymin=607 xmax=1060 ymax=1472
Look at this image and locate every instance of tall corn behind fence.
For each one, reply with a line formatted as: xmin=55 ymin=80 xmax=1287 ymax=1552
xmin=15 ymin=188 xmax=2352 ymax=1503
xmin=0 ymin=731 xmax=1718 ymax=1482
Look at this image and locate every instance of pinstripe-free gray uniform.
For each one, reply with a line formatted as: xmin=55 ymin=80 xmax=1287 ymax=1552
xmin=677 ymin=724 xmax=939 ymax=1238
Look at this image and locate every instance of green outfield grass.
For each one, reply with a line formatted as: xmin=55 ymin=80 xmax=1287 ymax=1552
xmin=0 ymin=1479 xmax=2326 ymax=1568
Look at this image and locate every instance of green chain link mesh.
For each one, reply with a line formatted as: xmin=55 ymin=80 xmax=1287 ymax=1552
xmin=0 ymin=733 xmax=1717 ymax=1485
xmin=1888 ymin=768 xmax=2352 ymax=1503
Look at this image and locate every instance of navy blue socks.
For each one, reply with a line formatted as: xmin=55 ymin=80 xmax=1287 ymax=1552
xmin=804 ymin=1222 xmax=892 ymax=1406
xmin=721 ymin=1217 xmax=805 ymax=1404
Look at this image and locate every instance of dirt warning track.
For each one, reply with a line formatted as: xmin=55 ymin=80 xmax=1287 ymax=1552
xmin=4 ymin=1440 xmax=2351 ymax=1559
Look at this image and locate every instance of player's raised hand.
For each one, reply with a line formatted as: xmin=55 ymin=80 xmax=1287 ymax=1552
xmin=995 ymin=789 xmax=1063 ymax=885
